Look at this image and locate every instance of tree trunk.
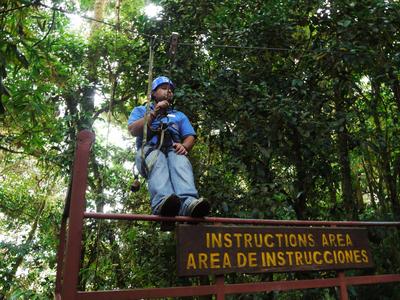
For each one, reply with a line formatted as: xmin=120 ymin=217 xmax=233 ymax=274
xmin=288 ymin=124 xmax=308 ymax=220
xmin=388 ymin=67 xmax=400 ymax=111
xmin=354 ymin=173 xmax=364 ymax=215
xmin=361 ymin=158 xmax=377 ymax=211
xmin=337 ymin=126 xmax=354 ymax=218
xmin=334 ymin=85 xmax=354 ymax=219
xmin=371 ymin=80 xmax=399 ymax=217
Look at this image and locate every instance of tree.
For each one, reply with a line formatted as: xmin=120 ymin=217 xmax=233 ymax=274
xmin=1 ymin=0 xmax=400 ymax=298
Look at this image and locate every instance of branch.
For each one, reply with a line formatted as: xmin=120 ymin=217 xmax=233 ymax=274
xmin=0 ymin=3 xmax=34 ymax=14
xmin=0 ymin=144 xmax=25 ymax=154
xmin=32 ymin=9 xmax=56 ymax=48
xmin=92 ymin=97 xmax=128 ymax=120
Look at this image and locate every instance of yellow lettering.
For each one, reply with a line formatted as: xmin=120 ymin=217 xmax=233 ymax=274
xmin=346 ymin=234 xmax=353 ymax=246
xmin=323 ymin=251 xmax=333 ymax=264
xmin=224 ymin=233 xmax=232 ymax=248
xmin=186 ymin=253 xmax=196 ymax=270
xmin=264 ymin=234 xmax=274 ymax=247
xmin=361 ymin=250 xmax=369 ymax=263
xmin=223 ymin=253 xmax=232 ymax=268
xmin=248 ymin=252 xmax=257 ymax=267
xmin=210 ymin=253 xmax=220 ymax=269
xmin=237 ymin=252 xmax=247 ymax=267
xmin=329 ymin=234 xmax=337 ymax=246
xmin=286 ymin=251 xmax=294 ymax=265
xmin=298 ymin=234 xmax=307 ymax=247
xmin=333 ymin=250 xmax=338 ymax=263
xmin=261 ymin=252 xmax=266 ymax=266
xmin=308 ymin=234 xmax=315 ymax=247
xmin=211 ymin=233 xmax=222 ymax=248
xmin=304 ymin=251 xmax=313 ymax=264
xmin=254 ymin=234 xmax=263 ymax=247
xmin=277 ymin=251 xmax=286 ymax=266
xmin=244 ymin=234 xmax=253 ymax=248
xmin=353 ymin=250 xmax=362 ymax=263
xmin=322 ymin=234 xmax=329 ymax=247
xmin=337 ymin=234 xmax=345 ymax=247
xmin=199 ymin=253 xmax=208 ymax=269
xmin=337 ymin=250 xmax=345 ymax=263
xmin=295 ymin=251 xmax=304 ymax=265
xmin=345 ymin=250 xmax=354 ymax=263
xmin=206 ymin=233 xmax=210 ymax=248
xmin=314 ymin=251 xmax=323 ymax=264
xmin=289 ymin=234 xmax=298 ymax=247
xmin=276 ymin=234 xmax=284 ymax=247
xmin=234 ymin=233 xmax=242 ymax=248
xmin=284 ymin=234 xmax=290 ymax=247
xmin=265 ymin=252 xmax=277 ymax=267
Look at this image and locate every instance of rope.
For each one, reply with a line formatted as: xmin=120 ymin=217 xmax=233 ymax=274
xmin=140 ymin=37 xmax=156 ymax=176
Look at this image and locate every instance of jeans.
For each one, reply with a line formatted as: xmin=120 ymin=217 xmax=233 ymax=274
xmin=136 ymin=146 xmax=199 ymax=215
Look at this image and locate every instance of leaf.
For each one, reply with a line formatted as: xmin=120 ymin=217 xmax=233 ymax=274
xmin=291 ymin=79 xmax=303 ymax=87
xmin=0 ymin=77 xmax=11 ymax=97
xmin=15 ymin=48 xmax=29 ymax=69
xmin=338 ymin=19 xmax=352 ymax=28
xmin=222 ymin=201 xmax=229 ymax=213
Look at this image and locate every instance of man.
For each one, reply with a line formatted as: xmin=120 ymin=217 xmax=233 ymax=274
xmin=128 ymin=76 xmax=210 ymax=217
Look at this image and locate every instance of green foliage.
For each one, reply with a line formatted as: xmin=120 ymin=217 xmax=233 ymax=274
xmin=0 ymin=154 xmax=63 ymax=299
xmin=1 ymin=0 xmax=400 ymax=299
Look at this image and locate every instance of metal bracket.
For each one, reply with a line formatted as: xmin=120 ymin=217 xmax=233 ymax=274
xmin=169 ymin=32 xmax=179 ymax=59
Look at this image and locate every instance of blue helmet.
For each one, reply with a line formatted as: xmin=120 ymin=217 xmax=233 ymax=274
xmin=151 ymin=76 xmax=175 ymax=92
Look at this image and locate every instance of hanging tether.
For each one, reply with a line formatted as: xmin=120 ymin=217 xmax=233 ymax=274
xmin=140 ymin=36 xmax=156 ymax=176
xmin=168 ymin=32 xmax=179 ymax=78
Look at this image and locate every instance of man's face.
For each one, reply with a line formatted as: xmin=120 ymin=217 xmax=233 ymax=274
xmin=153 ymin=83 xmax=174 ymax=102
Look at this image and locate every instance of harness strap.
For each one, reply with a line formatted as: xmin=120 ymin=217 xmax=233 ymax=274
xmin=140 ymin=126 xmax=167 ymax=177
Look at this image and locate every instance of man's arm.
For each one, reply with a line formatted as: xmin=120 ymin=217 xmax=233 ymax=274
xmin=173 ymin=135 xmax=195 ymax=155
xmin=128 ymin=112 xmax=156 ymax=136
xmin=128 ymin=100 xmax=170 ymax=136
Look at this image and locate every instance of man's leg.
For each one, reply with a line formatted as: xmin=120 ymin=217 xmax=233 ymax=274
xmin=167 ymin=150 xmax=209 ymax=217
xmin=136 ymin=148 xmax=180 ymax=215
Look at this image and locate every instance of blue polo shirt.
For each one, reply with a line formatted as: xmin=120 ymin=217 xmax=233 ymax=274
xmin=128 ymin=104 xmax=196 ymax=150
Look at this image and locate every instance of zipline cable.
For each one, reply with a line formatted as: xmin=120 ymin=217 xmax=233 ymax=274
xmin=35 ymin=2 xmax=371 ymax=55
xmin=178 ymin=42 xmax=294 ymax=52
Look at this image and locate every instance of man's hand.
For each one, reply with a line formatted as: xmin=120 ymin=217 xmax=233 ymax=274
xmin=173 ymin=142 xmax=188 ymax=155
xmin=155 ymin=100 xmax=170 ymax=115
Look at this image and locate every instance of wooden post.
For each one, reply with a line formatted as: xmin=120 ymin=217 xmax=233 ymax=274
xmin=215 ymin=274 xmax=225 ymax=300
xmin=338 ymin=271 xmax=349 ymax=300
xmin=61 ymin=131 xmax=95 ymax=300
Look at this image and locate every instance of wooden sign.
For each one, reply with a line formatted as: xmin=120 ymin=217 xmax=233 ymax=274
xmin=176 ymin=225 xmax=374 ymax=276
